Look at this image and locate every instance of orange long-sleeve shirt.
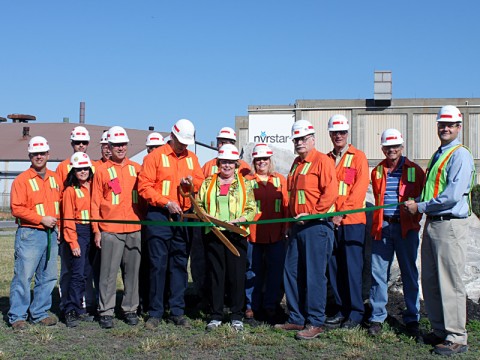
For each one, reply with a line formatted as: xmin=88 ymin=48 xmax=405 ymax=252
xmin=138 ymin=143 xmax=204 ymax=211
xmin=202 ymin=158 xmax=251 ymax=178
xmin=91 ymin=158 xmax=143 ymax=233
xmin=245 ymin=172 xmax=288 ymax=244
xmin=11 ymin=167 xmax=61 ymax=229
xmin=287 ymin=148 xmax=338 ymax=217
xmin=62 ymin=183 xmax=92 ymax=250
xmin=327 ymin=145 xmax=369 ymax=225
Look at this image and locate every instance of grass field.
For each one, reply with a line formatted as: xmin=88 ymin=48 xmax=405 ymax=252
xmin=0 ymin=232 xmax=479 ymax=359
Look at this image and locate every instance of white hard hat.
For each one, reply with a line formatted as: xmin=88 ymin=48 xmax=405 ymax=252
xmin=216 ymin=127 xmax=237 ymax=141
xmin=146 ymin=132 xmax=165 ymax=146
xmin=217 ymin=144 xmax=240 ymax=160
xmin=100 ymin=131 xmax=109 ymax=144
xmin=381 ymin=128 xmax=404 ymax=146
xmin=328 ymin=114 xmax=350 ymax=132
xmin=252 ymin=143 xmax=273 ymax=158
xmin=291 ymin=120 xmax=315 ymax=139
xmin=70 ymin=126 xmax=90 ymax=141
xmin=107 ymin=126 xmax=130 ymax=143
xmin=172 ymin=119 xmax=195 ymax=145
xmin=436 ymin=105 xmax=462 ymax=123
xmin=70 ymin=152 xmax=92 ymax=168
xmin=28 ymin=136 xmax=50 ymax=153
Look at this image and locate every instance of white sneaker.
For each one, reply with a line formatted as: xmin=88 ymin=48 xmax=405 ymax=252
xmin=206 ymin=320 xmax=222 ymax=332
xmin=231 ymin=320 xmax=244 ymax=331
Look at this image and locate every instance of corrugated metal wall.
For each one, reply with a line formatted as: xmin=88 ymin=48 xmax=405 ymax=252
xmin=413 ymin=114 xmax=438 ymax=159
xmin=469 ymin=113 xmax=480 ymax=159
xmin=357 ymin=114 xmax=406 ymax=160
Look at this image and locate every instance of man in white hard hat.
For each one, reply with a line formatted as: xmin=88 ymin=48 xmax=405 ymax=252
xmin=138 ymin=119 xmax=204 ymax=330
xmin=324 ymin=114 xmax=369 ymax=329
xmin=93 ymin=130 xmax=111 ymax=166
xmin=91 ymin=126 xmax=145 ymax=329
xmin=8 ymin=136 xmax=60 ymax=330
xmin=145 ymin=132 xmax=165 ymax=154
xmin=275 ymin=120 xmax=338 ymax=340
xmin=405 ymin=106 xmax=475 ymax=356
xmin=368 ymin=129 xmax=424 ymax=339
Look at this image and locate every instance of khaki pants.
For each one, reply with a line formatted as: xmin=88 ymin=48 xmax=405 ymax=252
xmin=98 ymin=231 xmax=141 ymax=316
xmin=421 ymin=217 xmax=468 ymax=345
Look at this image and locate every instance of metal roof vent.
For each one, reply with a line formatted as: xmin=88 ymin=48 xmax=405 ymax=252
xmin=374 ymin=70 xmax=392 ymax=103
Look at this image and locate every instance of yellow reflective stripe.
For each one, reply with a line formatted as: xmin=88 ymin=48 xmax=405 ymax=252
xmin=186 ymin=157 xmax=193 ymax=170
xmin=300 ymin=162 xmax=311 ymax=175
xmin=54 ymin=201 xmax=60 ymax=215
xmin=67 ymin=164 xmax=72 ymax=173
xmin=407 ymin=167 xmax=415 ymax=182
xmin=111 ymin=193 xmax=120 ymax=205
xmin=107 ymin=167 xmax=117 ymax=180
xmin=275 ymin=199 xmax=281 ymax=212
xmin=289 ymin=164 xmax=298 ymax=177
xmin=92 ymin=165 xmax=96 ymax=174
xmin=162 ymin=180 xmax=171 ymax=196
xmin=132 ymin=190 xmax=138 ymax=204
xmin=75 ymin=188 xmax=84 ymax=198
xmin=29 ymin=179 xmax=39 ymax=192
xmin=250 ymin=180 xmax=259 ymax=189
xmin=162 ymin=154 xmax=170 ymax=167
xmin=128 ymin=165 xmax=137 ymax=177
xmin=376 ymin=165 xmax=384 ymax=179
xmin=272 ymin=177 xmax=280 ymax=188
xmin=297 ymin=190 xmax=306 ymax=205
xmin=327 ymin=204 xmax=335 ymax=213
xmin=49 ymin=176 xmax=58 ymax=189
xmin=343 ymin=154 xmax=354 ymax=168
xmin=338 ymin=181 xmax=348 ymax=196
xmin=36 ymin=203 xmax=45 ymax=216
xmin=80 ymin=210 xmax=89 ymax=224
xmin=256 ymin=200 xmax=261 ymax=212
xmin=211 ymin=165 xmax=218 ymax=174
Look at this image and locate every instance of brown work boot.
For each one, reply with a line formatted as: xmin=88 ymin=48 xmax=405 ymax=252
xmin=274 ymin=322 xmax=305 ymax=331
xmin=295 ymin=325 xmax=325 ymax=340
xmin=37 ymin=315 xmax=58 ymax=326
xmin=11 ymin=320 xmax=28 ymax=331
xmin=434 ymin=341 xmax=468 ymax=356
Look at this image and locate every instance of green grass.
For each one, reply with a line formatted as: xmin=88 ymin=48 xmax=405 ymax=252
xmin=0 ymin=233 xmax=479 ymax=359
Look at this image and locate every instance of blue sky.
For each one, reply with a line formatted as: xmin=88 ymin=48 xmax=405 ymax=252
xmin=1 ymin=0 xmax=479 ymax=143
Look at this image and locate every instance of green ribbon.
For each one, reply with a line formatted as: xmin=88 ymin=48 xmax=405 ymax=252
xmin=61 ymin=202 xmax=404 ymax=227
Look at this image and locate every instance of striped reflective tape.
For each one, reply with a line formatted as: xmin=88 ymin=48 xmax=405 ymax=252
xmin=211 ymin=165 xmax=218 ymax=174
xmin=300 ymin=163 xmax=311 ymax=175
xmin=67 ymin=164 xmax=72 ymax=173
xmin=111 ymin=193 xmax=120 ymax=205
xmin=54 ymin=201 xmax=60 ymax=215
xmin=107 ymin=167 xmax=117 ymax=180
xmin=297 ymin=190 xmax=306 ymax=205
xmin=75 ymin=188 xmax=84 ymax=198
xmin=338 ymin=180 xmax=348 ymax=196
xmin=376 ymin=165 xmax=384 ymax=179
xmin=407 ymin=167 xmax=415 ymax=182
xmin=36 ymin=203 xmax=45 ymax=216
xmin=128 ymin=165 xmax=137 ymax=177
xmin=162 ymin=154 xmax=170 ymax=167
xmin=327 ymin=204 xmax=335 ymax=213
xmin=256 ymin=200 xmax=261 ymax=212
xmin=275 ymin=199 xmax=281 ymax=212
xmin=289 ymin=164 xmax=298 ymax=177
xmin=80 ymin=210 xmax=89 ymax=224
xmin=162 ymin=180 xmax=171 ymax=196
xmin=251 ymin=180 xmax=259 ymax=189
xmin=272 ymin=177 xmax=280 ymax=188
xmin=186 ymin=157 xmax=193 ymax=170
xmin=343 ymin=154 xmax=354 ymax=168
xmin=49 ymin=176 xmax=58 ymax=189
xmin=29 ymin=179 xmax=39 ymax=192
xmin=132 ymin=190 xmax=138 ymax=204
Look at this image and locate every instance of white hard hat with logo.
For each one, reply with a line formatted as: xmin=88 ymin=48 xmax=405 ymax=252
xmin=70 ymin=152 xmax=92 ymax=168
xmin=100 ymin=131 xmax=109 ymax=144
xmin=217 ymin=144 xmax=240 ymax=160
xmin=381 ymin=128 xmax=404 ymax=146
xmin=216 ymin=127 xmax=237 ymax=141
xmin=290 ymin=120 xmax=315 ymax=139
xmin=70 ymin=126 xmax=90 ymax=141
xmin=146 ymin=132 xmax=165 ymax=146
xmin=328 ymin=114 xmax=350 ymax=132
xmin=436 ymin=105 xmax=462 ymax=123
xmin=252 ymin=143 xmax=273 ymax=158
xmin=28 ymin=136 xmax=50 ymax=153
xmin=172 ymin=119 xmax=195 ymax=145
xmin=107 ymin=126 xmax=130 ymax=143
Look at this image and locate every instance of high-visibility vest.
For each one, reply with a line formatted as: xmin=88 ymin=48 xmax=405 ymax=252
xmin=338 ymin=153 xmax=354 ymax=196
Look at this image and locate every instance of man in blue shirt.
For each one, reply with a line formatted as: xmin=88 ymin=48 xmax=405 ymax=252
xmin=405 ymin=105 xmax=475 ymax=356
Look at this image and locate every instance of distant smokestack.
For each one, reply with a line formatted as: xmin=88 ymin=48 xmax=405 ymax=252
xmin=80 ymin=102 xmax=85 ymax=124
xmin=148 ymin=126 xmax=154 ymax=131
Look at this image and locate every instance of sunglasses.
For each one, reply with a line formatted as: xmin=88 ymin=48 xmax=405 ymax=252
xmin=73 ymin=141 xmax=89 ymax=146
xmin=74 ymin=167 xmax=90 ymax=172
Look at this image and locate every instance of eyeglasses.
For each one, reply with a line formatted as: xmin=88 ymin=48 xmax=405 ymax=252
xmin=293 ymin=135 xmax=314 ymax=144
xmin=31 ymin=152 xmax=47 ymax=157
xmin=330 ymin=131 xmax=348 ymax=136
xmin=73 ymin=141 xmax=89 ymax=146
xmin=74 ymin=167 xmax=90 ymax=172
xmin=219 ymin=160 xmax=236 ymax=165
xmin=218 ymin=139 xmax=235 ymax=146
xmin=437 ymin=122 xmax=460 ymax=129
xmin=254 ymin=157 xmax=270 ymax=162
xmin=111 ymin=143 xmax=128 ymax=148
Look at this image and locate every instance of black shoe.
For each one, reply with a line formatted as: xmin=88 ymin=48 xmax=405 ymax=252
xmin=422 ymin=332 xmax=444 ymax=346
xmin=325 ymin=313 xmax=345 ymax=327
xmin=124 ymin=312 xmax=139 ymax=326
xmin=145 ymin=316 xmax=161 ymax=330
xmin=78 ymin=313 xmax=95 ymax=322
xmin=65 ymin=310 xmax=79 ymax=328
xmin=368 ymin=322 xmax=382 ymax=336
xmin=405 ymin=321 xmax=420 ymax=339
xmin=99 ymin=315 xmax=114 ymax=329
xmin=434 ymin=341 xmax=468 ymax=356
xmin=341 ymin=319 xmax=361 ymax=329
xmin=168 ymin=315 xmax=191 ymax=328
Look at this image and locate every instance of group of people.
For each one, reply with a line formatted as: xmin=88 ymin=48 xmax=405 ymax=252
xmin=8 ymin=105 xmax=475 ymax=356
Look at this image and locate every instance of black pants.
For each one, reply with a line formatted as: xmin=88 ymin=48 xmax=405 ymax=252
xmin=206 ymin=231 xmax=247 ymax=321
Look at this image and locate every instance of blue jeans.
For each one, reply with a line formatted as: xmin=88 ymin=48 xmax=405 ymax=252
xmin=369 ymin=223 xmax=420 ymax=324
xmin=245 ymin=241 xmax=285 ymax=311
xmin=284 ymin=221 xmax=334 ymax=327
xmin=9 ymin=227 xmax=58 ymax=324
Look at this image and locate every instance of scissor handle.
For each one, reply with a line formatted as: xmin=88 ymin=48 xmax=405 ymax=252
xmin=179 ymin=178 xmax=195 ymax=198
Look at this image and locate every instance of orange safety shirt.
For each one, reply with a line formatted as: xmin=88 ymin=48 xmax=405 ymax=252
xmin=287 ymin=148 xmax=338 ymax=217
xmin=138 ymin=143 xmax=204 ymax=210
xmin=371 ymin=157 xmax=425 ymax=240
xmin=11 ymin=167 xmax=61 ymax=229
xmin=245 ymin=172 xmax=288 ymax=244
xmin=62 ymin=183 xmax=92 ymax=250
xmin=91 ymin=158 xmax=143 ymax=233
xmin=327 ymin=145 xmax=369 ymax=225
xmin=202 ymin=158 xmax=251 ymax=178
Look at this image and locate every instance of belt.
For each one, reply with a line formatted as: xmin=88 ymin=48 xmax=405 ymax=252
xmin=427 ymin=215 xmax=466 ymax=221
xmin=383 ymin=215 xmax=400 ymax=224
